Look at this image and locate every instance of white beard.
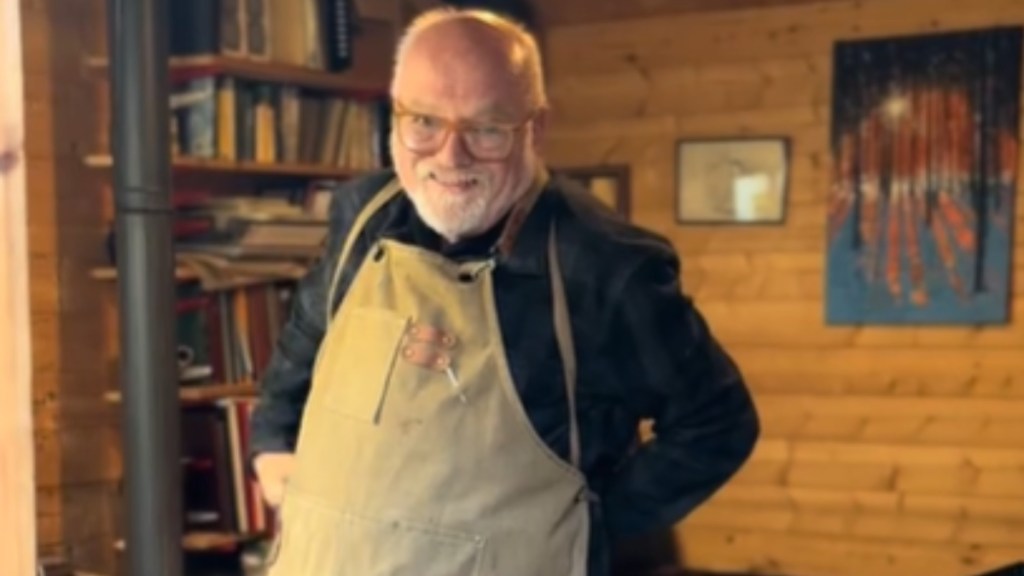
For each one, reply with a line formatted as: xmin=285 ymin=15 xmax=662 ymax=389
xmin=408 ymin=166 xmax=497 ymax=242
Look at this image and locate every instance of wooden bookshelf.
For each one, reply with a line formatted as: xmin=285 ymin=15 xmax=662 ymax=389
xmin=84 ymin=54 xmax=389 ymax=97
xmin=104 ymin=382 xmax=259 ymax=405
xmin=84 ymin=153 xmax=368 ymax=180
xmin=80 ymin=8 xmax=401 ymax=570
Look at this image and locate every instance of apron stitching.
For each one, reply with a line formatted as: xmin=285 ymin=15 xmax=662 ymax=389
xmin=372 ymin=315 xmax=411 ymax=424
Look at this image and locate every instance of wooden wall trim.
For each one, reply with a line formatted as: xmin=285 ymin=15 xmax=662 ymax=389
xmin=0 ymin=0 xmax=37 ymax=574
xmin=538 ymin=0 xmax=846 ymax=27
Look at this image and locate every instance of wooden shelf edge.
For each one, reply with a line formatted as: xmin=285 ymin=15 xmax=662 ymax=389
xmin=84 ymin=153 xmax=373 ymax=179
xmin=114 ymin=530 xmax=270 ymax=553
xmin=84 ymin=54 xmax=389 ymax=96
xmin=90 ymin=266 xmax=305 ymax=292
xmin=90 ymin=265 xmax=199 ymax=281
xmin=104 ymin=383 xmax=259 ymax=405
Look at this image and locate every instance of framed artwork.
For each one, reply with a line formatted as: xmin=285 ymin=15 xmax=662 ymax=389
xmin=675 ymin=136 xmax=790 ymax=224
xmin=556 ymin=164 xmax=630 ymax=218
xmin=826 ymin=26 xmax=1022 ymax=325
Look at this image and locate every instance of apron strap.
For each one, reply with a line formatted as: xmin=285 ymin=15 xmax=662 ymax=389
xmin=547 ymin=220 xmax=581 ymax=470
xmin=325 ymin=178 xmax=405 ymax=324
xmin=493 ymin=166 xmax=549 ymax=259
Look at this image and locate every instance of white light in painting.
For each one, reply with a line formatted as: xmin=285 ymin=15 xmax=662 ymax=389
xmin=883 ymin=93 xmax=911 ymax=121
xmin=732 ymin=172 xmax=771 ymax=221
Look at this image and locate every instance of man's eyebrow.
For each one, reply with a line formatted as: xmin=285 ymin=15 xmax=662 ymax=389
xmin=468 ymin=105 xmax=520 ymax=122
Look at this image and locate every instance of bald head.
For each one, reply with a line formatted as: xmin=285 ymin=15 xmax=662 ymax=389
xmin=386 ymin=8 xmax=549 ymax=244
xmin=390 ymin=9 xmax=547 ymax=113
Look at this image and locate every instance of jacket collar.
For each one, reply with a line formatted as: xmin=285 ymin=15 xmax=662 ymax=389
xmin=377 ymin=167 xmax=555 ymax=277
xmin=489 ymin=165 xmax=553 ymax=276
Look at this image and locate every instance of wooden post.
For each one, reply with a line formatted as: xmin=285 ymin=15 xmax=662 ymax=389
xmin=0 ymin=0 xmax=36 ymax=574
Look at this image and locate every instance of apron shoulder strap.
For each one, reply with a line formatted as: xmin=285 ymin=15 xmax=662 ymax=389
xmin=324 ymin=177 xmax=405 ymax=323
xmin=547 ymin=218 xmax=582 ymax=470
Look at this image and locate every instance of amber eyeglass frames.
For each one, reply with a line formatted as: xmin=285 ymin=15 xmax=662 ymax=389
xmin=392 ymin=102 xmax=536 ymax=161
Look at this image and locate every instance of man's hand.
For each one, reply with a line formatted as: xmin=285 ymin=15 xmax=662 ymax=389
xmin=254 ymin=452 xmax=296 ymax=508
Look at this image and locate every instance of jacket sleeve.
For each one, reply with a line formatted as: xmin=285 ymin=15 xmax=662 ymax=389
xmin=598 ymin=246 xmax=760 ymax=539
xmin=247 ymin=184 xmax=359 ymax=459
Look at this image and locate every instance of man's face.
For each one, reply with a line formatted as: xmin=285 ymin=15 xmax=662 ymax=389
xmin=389 ymin=29 xmax=544 ymax=242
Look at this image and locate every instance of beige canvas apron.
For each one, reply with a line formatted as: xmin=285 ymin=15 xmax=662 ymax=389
xmin=266 ymin=174 xmax=591 ymax=576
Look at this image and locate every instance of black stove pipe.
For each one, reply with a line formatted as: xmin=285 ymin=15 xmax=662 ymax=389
xmin=106 ymin=0 xmax=182 ymax=572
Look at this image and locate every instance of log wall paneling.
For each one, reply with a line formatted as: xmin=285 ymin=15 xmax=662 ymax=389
xmin=22 ymin=0 xmax=121 ymax=572
xmin=536 ymin=0 xmax=849 ymax=27
xmin=544 ymin=0 xmax=1024 ymax=574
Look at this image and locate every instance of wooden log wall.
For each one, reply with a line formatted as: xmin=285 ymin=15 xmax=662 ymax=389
xmin=543 ymin=1 xmax=1024 ymax=575
xmin=23 ymin=0 xmax=121 ymax=572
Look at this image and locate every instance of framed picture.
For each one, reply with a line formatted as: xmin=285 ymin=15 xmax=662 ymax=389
xmin=675 ymin=136 xmax=790 ymax=224
xmin=555 ymin=164 xmax=630 ymax=218
xmin=825 ymin=26 xmax=1021 ymax=325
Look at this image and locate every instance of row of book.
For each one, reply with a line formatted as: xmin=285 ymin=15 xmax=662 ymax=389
xmin=171 ymin=0 xmax=355 ymax=72
xmin=172 ymin=76 xmax=389 ymax=170
xmin=183 ymin=398 xmax=273 ymax=537
xmin=177 ymin=282 xmax=294 ymax=387
xmin=168 ymin=186 xmax=325 ymax=385
xmin=178 ymin=183 xmax=330 ymax=254
xmin=105 ymin=184 xmax=335 ymax=291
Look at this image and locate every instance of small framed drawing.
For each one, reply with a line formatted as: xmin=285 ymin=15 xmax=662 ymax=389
xmin=675 ymin=136 xmax=790 ymax=224
xmin=556 ymin=164 xmax=631 ymax=218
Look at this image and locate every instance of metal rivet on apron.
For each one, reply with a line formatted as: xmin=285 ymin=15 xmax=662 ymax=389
xmin=372 ymin=244 xmax=385 ymax=262
xmin=402 ymin=346 xmax=414 ymax=358
xmin=434 ymin=355 xmax=450 ymax=369
xmin=457 ymin=271 xmax=474 ymax=283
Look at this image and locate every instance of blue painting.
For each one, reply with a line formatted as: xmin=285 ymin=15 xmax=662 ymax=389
xmin=826 ymin=27 xmax=1022 ymax=325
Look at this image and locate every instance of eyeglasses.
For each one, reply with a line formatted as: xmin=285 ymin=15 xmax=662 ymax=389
xmin=392 ymin=102 xmax=536 ymax=161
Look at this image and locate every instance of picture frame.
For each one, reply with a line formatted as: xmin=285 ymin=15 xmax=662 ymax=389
xmin=674 ymin=136 xmax=790 ymax=225
xmin=555 ymin=164 xmax=631 ymax=218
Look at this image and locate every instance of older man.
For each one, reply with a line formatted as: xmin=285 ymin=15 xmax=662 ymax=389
xmin=250 ymin=8 xmax=758 ymax=576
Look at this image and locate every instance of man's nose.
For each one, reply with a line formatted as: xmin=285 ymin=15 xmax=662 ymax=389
xmin=435 ymin=129 xmax=473 ymax=168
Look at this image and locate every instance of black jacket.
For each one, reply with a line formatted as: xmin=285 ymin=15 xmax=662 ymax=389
xmin=249 ymin=169 xmax=759 ymax=574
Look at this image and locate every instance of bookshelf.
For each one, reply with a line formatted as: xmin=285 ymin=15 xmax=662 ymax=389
xmin=88 ymin=1 xmax=402 ymax=572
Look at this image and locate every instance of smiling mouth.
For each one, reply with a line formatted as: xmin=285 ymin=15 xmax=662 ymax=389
xmin=432 ymin=174 xmax=480 ymax=191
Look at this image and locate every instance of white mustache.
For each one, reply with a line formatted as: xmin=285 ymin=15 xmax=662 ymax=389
xmin=416 ymin=166 xmax=488 ymax=186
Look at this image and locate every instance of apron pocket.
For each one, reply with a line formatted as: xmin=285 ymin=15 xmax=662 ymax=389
xmin=320 ymin=307 xmax=409 ymax=423
xmin=271 ymin=493 xmax=487 ymax=576
xmin=338 ymin=511 xmax=486 ymax=576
